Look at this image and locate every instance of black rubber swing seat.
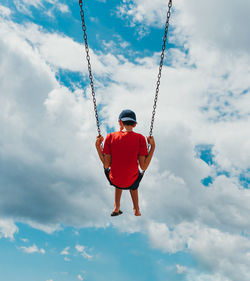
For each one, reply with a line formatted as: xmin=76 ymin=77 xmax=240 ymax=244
xmin=104 ymin=168 xmax=144 ymax=190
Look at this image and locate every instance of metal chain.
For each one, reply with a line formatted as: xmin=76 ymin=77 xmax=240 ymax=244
xmin=79 ymin=0 xmax=101 ymax=137
xmin=149 ymin=0 xmax=172 ymax=137
xmin=79 ymin=0 xmax=173 ymax=140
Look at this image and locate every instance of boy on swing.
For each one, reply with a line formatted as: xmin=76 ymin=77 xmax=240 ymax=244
xmin=95 ymin=109 xmax=155 ymax=216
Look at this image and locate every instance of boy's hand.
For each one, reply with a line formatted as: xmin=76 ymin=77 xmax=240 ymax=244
xmin=147 ymin=136 xmax=155 ymax=148
xmin=96 ymin=135 xmax=104 ymax=147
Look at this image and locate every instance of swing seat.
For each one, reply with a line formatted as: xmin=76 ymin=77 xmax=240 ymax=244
xmin=104 ymin=168 xmax=144 ymax=190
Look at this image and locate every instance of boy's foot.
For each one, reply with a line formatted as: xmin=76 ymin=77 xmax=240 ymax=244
xmin=111 ymin=210 xmax=123 ymax=217
xmin=134 ymin=209 xmax=141 ymax=216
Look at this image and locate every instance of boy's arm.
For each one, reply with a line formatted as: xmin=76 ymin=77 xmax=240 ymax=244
xmin=95 ymin=135 xmax=112 ymax=168
xmin=95 ymin=135 xmax=105 ymax=164
xmin=138 ymin=136 xmax=155 ymax=171
xmin=104 ymin=154 xmax=112 ymax=169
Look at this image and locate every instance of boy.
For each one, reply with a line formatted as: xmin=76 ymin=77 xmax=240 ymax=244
xmin=95 ymin=109 xmax=155 ymax=216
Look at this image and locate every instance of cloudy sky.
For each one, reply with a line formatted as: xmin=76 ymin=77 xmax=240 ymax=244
xmin=0 ymin=0 xmax=250 ymax=280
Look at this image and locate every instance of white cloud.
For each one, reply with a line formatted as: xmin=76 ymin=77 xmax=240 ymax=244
xmin=176 ymin=264 xmax=187 ymax=274
xmin=14 ymin=0 xmax=69 ymax=16
xmin=116 ymin=0 xmax=168 ymax=28
xmin=75 ymin=245 xmax=93 ymax=260
xmin=0 ymin=219 xmax=19 ymax=240
xmin=19 ymin=244 xmax=46 ymax=254
xmin=148 ymin=221 xmax=250 ymax=280
xmin=186 ymin=271 xmax=230 ymax=281
xmin=0 ymin=18 xmax=113 ymax=230
xmin=189 ymin=228 xmax=250 ymax=280
xmin=0 ymin=5 xmax=11 ymax=17
xmin=60 ymin=246 xmax=70 ymax=255
xmin=148 ymin=221 xmax=186 ymax=253
xmin=118 ymin=0 xmax=250 ymax=53
xmin=5 ymin=22 xmax=108 ymax=74
xmin=174 ymin=0 xmax=250 ymax=53
xmin=21 ymin=238 xmax=29 ymax=243
xmin=77 ymin=274 xmax=84 ymax=281
xmin=57 ymin=3 xmax=69 ymax=13
xmin=14 ymin=0 xmax=43 ymax=15
xmin=26 ymin=221 xmax=61 ymax=234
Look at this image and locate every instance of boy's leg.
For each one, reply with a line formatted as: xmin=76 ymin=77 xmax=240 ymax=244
xmin=129 ymin=189 xmax=141 ymax=216
xmin=114 ymin=188 xmax=123 ymax=212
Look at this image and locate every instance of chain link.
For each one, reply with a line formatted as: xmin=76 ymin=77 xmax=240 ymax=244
xmin=79 ymin=0 xmax=101 ymax=137
xmin=149 ymin=0 xmax=172 ymax=137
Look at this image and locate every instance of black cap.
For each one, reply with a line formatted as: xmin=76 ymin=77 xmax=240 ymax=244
xmin=119 ymin=109 xmax=137 ymax=123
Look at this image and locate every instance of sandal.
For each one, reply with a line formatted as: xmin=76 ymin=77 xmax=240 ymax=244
xmin=111 ymin=210 xmax=123 ymax=217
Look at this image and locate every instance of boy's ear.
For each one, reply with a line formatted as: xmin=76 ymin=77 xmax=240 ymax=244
xmin=119 ymin=120 xmax=124 ymax=129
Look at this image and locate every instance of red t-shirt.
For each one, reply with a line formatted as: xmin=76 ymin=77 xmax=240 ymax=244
xmin=103 ymin=131 xmax=148 ymax=188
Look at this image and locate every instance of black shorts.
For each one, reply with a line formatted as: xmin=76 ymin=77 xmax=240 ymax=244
xmin=104 ymin=168 xmax=144 ymax=190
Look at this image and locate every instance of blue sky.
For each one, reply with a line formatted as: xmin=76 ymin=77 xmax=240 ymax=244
xmin=0 ymin=1 xmax=250 ymax=281
xmin=0 ymin=223 xmax=196 ymax=281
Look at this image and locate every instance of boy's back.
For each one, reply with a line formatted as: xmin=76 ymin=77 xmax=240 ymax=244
xmin=95 ymin=109 xmax=155 ymax=216
xmin=103 ymin=131 xmax=148 ymax=188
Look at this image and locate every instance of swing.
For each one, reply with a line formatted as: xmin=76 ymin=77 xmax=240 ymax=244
xmin=79 ymin=0 xmax=173 ymax=188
